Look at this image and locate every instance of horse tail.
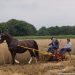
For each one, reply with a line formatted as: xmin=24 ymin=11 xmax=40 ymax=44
xmin=33 ymin=41 xmax=39 ymax=59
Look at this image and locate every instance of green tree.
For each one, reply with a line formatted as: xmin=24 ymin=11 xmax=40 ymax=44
xmin=6 ymin=19 xmax=37 ymax=36
xmin=37 ymin=27 xmax=49 ymax=35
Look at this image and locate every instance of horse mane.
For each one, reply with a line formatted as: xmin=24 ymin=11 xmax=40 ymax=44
xmin=2 ymin=32 xmax=19 ymax=47
xmin=4 ymin=32 xmax=14 ymax=39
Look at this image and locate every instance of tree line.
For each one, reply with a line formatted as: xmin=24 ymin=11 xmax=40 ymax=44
xmin=0 ymin=19 xmax=75 ymax=36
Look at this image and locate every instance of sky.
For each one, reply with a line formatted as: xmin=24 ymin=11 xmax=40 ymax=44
xmin=0 ymin=0 xmax=75 ymax=29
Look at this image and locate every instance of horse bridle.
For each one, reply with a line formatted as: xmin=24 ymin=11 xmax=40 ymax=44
xmin=0 ymin=35 xmax=1 ymax=40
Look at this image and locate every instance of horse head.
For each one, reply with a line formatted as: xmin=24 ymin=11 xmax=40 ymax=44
xmin=0 ymin=32 xmax=6 ymax=43
xmin=0 ymin=31 xmax=13 ymax=45
xmin=0 ymin=29 xmax=10 ymax=42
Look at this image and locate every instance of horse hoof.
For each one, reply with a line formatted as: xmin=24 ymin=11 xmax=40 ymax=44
xmin=15 ymin=59 xmax=20 ymax=64
xmin=28 ymin=61 xmax=31 ymax=64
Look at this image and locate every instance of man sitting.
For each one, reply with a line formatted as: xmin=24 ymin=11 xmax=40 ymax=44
xmin=47 ymin=37 xmax=59 ymax=61
xmin=47 ymin=37 xmax=59 ymax=54
xmin=59 ymin=38 xmax=72 ymax=55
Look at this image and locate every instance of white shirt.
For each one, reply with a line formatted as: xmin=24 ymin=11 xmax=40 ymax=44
xmin=65 ymin=42 xmax=72 ymax=49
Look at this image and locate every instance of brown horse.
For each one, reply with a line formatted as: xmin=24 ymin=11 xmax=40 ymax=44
xmin=0 ymin=32 xmax=39 ymax=64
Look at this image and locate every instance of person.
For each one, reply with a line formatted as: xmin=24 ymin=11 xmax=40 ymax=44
xmin=59 ymin=38 xmax=72 ymax=55
xmin=47 ymin=37 xmax=59 ymax=53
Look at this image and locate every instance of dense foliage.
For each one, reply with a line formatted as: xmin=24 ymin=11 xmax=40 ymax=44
xmin=0 ymin=19 xmax=75 ymax=36
xmin=37 ymin=26 xmax=75 ymax=35
xmin=0 ymin=19 xmax=37 ymax=36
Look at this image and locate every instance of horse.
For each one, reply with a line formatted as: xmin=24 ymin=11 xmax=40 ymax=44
xmin=0 ymin=32 xmax=39 ymax=64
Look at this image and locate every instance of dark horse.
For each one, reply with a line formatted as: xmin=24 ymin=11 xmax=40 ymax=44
xmin=0 ymin=32 xmax=39 ymax=64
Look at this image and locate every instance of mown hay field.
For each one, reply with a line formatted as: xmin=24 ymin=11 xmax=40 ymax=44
xmin=0 ymin=39 xmax=75 ymax=75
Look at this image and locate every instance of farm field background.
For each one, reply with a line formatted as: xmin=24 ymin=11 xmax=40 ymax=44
xmin=0 ymin=38 xmax=75 ymax=75
xmin=15 ymin=35 xmax=75 ymax=39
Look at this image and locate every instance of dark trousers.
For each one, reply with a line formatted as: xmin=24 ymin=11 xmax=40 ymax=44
xmin=59 ymin=48 xmax=71 ymax=55
xmin=48 ymin=46 xmax=58 ymax=53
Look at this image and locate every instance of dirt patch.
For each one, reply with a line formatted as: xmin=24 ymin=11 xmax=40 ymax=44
xmin=0 ymin=61 xmax=75 ymax=75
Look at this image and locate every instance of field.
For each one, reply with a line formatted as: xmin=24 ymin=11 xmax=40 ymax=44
xmin=0 ymin=39 xmax=75 ymax=75
xmin=15 ymin=35 xmax=75 ymax=39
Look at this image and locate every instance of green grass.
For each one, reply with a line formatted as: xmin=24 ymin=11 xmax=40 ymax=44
xmin=15 ymin=35 xmax=75 ymax=39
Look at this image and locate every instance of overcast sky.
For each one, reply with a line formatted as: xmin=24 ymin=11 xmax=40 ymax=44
xmin=0 ymin=0 xmax=75 ymax=29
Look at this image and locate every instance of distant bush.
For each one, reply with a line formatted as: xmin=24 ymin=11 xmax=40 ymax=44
xmin=0 ymin=19 xmax=75 ymax=36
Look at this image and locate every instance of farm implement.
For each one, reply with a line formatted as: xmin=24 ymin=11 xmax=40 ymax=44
xmin=17 ymin=45 xmax=68 ymax=61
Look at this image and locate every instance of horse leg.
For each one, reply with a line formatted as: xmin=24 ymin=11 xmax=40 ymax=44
xmin=28 ymin=49 xmax=38 ymax=64
xmin=12 ymin=53 xmax=16 ymax=64
xmin=15 ymin=59 xmax=20 ymax=64
xmin=28 ymin=57 xmax=32 ymax=64
xmin=28 ymin=57 xmax=37 ymax=64
xmin=10 ymin=52 xmax=16 ymax=64
xmin=28 ymin=50 xmax=34 ymax=64
xmin=32 ymin=51 xmax=38 ymax=63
